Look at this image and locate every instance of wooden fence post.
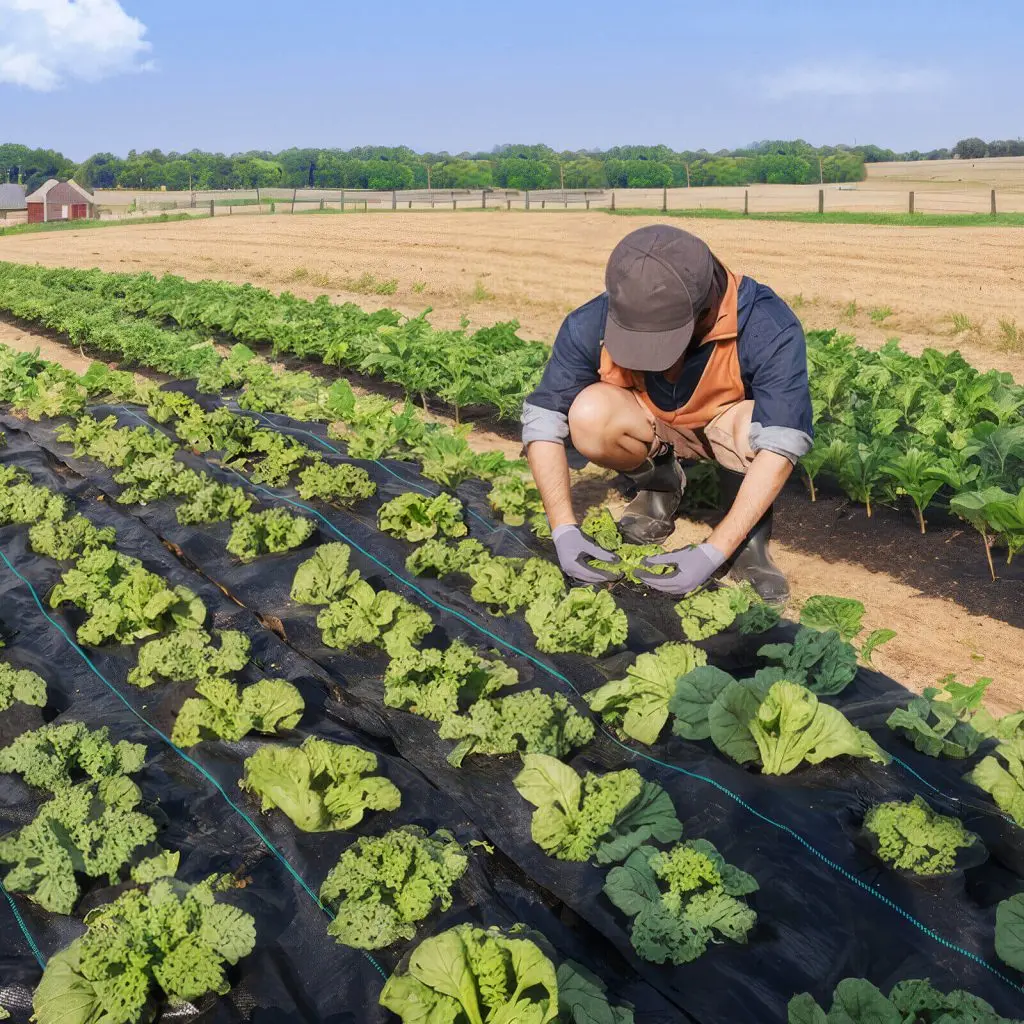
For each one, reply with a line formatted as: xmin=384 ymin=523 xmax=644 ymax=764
xmin=909 ymin=191 xmax=915 ymax=215
xmin=525 ymin=191 xmax=530 ymax=210
xmin=392 ymin=190 xmax=396 ymax=210
xmin=453 ymin=198 xmax=457 ymax=210
xmin=209 ymin=200 xmax=214 ymax=217
xmin=991 ymin=189 xmax=997 ymax=216
xmin=319 ymin=198 xmax=324 ymax=211
xmin=818 ymin=189 xmax=824 ymax=214
xmin=408 ymin=200 xmax=412 ymax=209
xmin=482 ymin=190 xmax=487 ymax=210
xmin=662 ymin=186 xmax=668 ymax=213
xmin=743 ymin=190 xmax=749 ymax=215
xmin=610 ymin=190 xmax=615 ymax=211
xmin=291 ymin=189 xmax=297 ymax=214
xmin=541 ymin=199 xmax=546 ymax=209
xmin=506 ymin=198 xmax=511 ymax=211
xmin=586 ymin=194 xmax=591 ymax=210
xmin=340 ymin=190 xmax=345 ymax=211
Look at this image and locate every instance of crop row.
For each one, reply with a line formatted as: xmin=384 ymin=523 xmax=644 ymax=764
xmin=0 ymin=261 xmax=1021 ymax=575
xmin=0 ymin=341 xmax=1022 ymax=1020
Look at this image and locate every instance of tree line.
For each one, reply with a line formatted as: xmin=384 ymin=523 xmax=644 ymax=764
xmin=1 ymin=137 xmax=1019 ymax=194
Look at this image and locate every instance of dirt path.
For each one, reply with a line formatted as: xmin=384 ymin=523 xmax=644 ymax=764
xmin=1 ymin=214 xmax=1022 ymax=709
xmin=2 ymin=211 xmax=1024 ymax=377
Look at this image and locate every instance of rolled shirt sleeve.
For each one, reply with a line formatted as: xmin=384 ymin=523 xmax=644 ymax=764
xmin=521 ymin=304 xmax=602 ymax=448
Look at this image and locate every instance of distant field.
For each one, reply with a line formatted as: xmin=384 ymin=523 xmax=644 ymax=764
xmin=865 ymin=155 xmax=1024 ymax=193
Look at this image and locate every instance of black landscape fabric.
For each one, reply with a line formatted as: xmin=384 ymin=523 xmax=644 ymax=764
xmin=0 ymin=395 xmax=1022 ymax=1023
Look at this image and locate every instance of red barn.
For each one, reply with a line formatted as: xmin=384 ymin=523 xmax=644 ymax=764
xmin=25 ymin=179 xmax=96 ymax=224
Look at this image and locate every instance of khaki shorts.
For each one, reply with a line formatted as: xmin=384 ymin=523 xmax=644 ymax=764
xmin=632 ymin=394 xmax=756 ymax=474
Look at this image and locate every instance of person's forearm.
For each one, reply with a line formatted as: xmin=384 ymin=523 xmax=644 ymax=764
xmin=708 ymin=450 xmax=792 ymax=557
xmin=527 ymin=440 xmax=576 ymax=530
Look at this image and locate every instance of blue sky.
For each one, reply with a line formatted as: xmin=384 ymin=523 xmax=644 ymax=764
xmin=0 ymin=0 xmax=1015 ymax=159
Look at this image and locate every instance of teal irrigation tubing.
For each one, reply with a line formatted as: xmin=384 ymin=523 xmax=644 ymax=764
xmin=0 ymin=546 xmax=388 ymax=984
xmin=222 ymin=471 xmax=1024 ymax=996
xmin=2 ymin=878 xmax=45 ymax=969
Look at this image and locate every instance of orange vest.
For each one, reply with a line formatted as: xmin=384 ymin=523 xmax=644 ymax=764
xmin=598 ymin=268 xmax=745 ymax=430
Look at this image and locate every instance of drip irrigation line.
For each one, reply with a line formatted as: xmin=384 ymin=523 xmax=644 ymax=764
xmin=1 ymin=877 xmax=45 ymax=970
xmin=0 ymin=546 xmax=389 ymax=984
xmin=217 ymin=470 xmax=1024 ymax=996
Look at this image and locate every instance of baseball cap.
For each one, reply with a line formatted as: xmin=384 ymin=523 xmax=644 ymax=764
xmin=604 ymin=225 xmax=717 ymax=372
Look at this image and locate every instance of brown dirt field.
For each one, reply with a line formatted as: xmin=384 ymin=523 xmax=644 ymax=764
xmin=0 ymin=212 xmax=1022 ymax=709
xmin=2 ymin=211 xmax=1023 ymax=379
xmin=866 ymin=156 xmax=1024 ymax=193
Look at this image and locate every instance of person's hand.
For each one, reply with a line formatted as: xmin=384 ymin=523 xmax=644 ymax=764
xmin=635 ymin=543 xmax=726 ymax=597
xmin=552 ymin=524 xmax=622 ymax=585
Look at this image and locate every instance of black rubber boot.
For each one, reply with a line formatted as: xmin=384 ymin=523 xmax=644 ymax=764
xmin=718 ymin=469 xmax=790 ymax=606
xmin=619 ymin=443 xmax=685 ymax=545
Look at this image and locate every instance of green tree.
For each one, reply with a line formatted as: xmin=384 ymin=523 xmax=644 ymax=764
xmin=953 ymin=137 xmax=988 ymax=159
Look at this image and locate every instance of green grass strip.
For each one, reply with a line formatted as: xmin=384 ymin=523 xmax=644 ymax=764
xmin=0 ymin=212 xmax=208 ymax=238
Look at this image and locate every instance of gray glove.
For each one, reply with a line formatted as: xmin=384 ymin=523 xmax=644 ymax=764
xmin=635 ymin=543 xmax=726 ymax=597
xmin=552 ymin=524 xmax=622 ymax=585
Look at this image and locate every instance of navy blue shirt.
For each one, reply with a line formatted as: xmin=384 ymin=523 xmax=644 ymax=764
xmin=521 ymin=275 xmax=814 ymax=463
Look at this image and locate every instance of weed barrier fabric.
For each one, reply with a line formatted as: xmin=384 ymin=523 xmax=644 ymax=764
xmin=0 ymin=435 xmax=680 ymax=1024
xmin=5 ymin=402 xmax=1024 ymax=1020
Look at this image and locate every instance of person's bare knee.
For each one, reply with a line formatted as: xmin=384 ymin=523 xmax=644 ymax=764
xmin=568 ymin=384 xmax=654 ymax=470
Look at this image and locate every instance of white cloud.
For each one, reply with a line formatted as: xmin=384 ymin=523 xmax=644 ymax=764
xmin=762 ymin=63 xmax=946 ymax=102
xmin=0 ymin=0 xmax=151 ymax=91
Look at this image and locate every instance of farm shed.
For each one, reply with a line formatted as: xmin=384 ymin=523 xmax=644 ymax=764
xmin=0 ymin=183 xmax=26 ymax=218
xmin=24 ymin=179 xmax=96 ymax=223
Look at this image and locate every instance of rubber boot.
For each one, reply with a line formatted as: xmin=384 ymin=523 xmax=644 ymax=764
xmin=619 ymin=442 xmax=685 ymax=545
xmin=718 ymin=469 xmax=790 ymax=605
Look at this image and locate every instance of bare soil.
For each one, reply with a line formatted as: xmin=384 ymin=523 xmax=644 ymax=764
xmin=1 ymin=214 xmax=1022 ymax=709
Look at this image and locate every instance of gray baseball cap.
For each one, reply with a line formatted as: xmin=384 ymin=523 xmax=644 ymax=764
xmin=604 ymin=225 xmax=717 ymax=372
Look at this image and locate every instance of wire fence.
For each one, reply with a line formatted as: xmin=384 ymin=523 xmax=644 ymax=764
xmin=63 ymin=183 xmax=1024 ymax=222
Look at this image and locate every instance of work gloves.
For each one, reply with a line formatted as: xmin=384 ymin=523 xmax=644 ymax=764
xmin=635 ymin=543 xmax=726 ymax=597
xmin=552 ymin=524 xmax=621 ymax=585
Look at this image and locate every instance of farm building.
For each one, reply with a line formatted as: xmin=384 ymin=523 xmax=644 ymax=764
xmin=24 ymin=179 xmax=96 ymax=223
xmin=0 ymin=183 xmax=26 ymax=218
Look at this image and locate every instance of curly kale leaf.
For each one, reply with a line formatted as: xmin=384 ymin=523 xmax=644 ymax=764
xmin=0 ymin=660 xmax=47 ymax=712
xmin=525 ymin=587 xmax=628 ymax=657
xmin=674 ymin=584 xmax=761 ymax=641
xmin=296 ymin=461 xmax=376 ymax=505
xmin=757 ymin=627 xmax=858 ymax=695
xmin=172 ymin=677 xmax=304 ymax=747
xmin=175 ymin=480 xmax=252 ymax=525
xmin=241 ymin=736 xmax=401 ymax=832
xmin=290 ymin=542 xmax=361 ymax=605
xmin=0 ymin=777 xmax=158 ymax=914
xmin=227 ymin=508 xmax=315 ymax=562
xmin=379 ymin=924 xmax=559 ymax=1024
xmin=320 ymin=826 xmax=468 ymax=950
xmin=383 ymin=640 xmax=518 ymax=721
xmin=49 ymin=547 xmax=206 ymax=646
xmin=0 ymin=479 xmax=68 ymax=527
xmin=488 ymin=474 xmax=549 ymax=537
xmin=513 ymin=754 xmax=681 ymax=864
xmin=581 ymin=506 xmax=623 ymax=551
xmin=317 ymin=582 xmax=433 ymax=655
xmin=377 ymin=492 xmax=467 ymax=542
xmin=586 ymin=642 xmax=707 ymax=745
xmin=469 ymin=555 xmax=565 ymax=614
xmin=439 ymin=689 xmax=595 ymax=767
xmin=863 ymin=796 xmax=976 ymax=874
xmin=128 ymin=628 xmax=250 ymax=688
xmin=28 ymin=514 xmax=115 ymax=562
xmin=405 ymin=538 xmax=488 ymax=578
xmin=32 ymin=874 xmax=256 ymax=1024
xmin=604 ymin=841 xmax=758 ymax=966
xmin=0 ymin=721 xmax=146 ymax=791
